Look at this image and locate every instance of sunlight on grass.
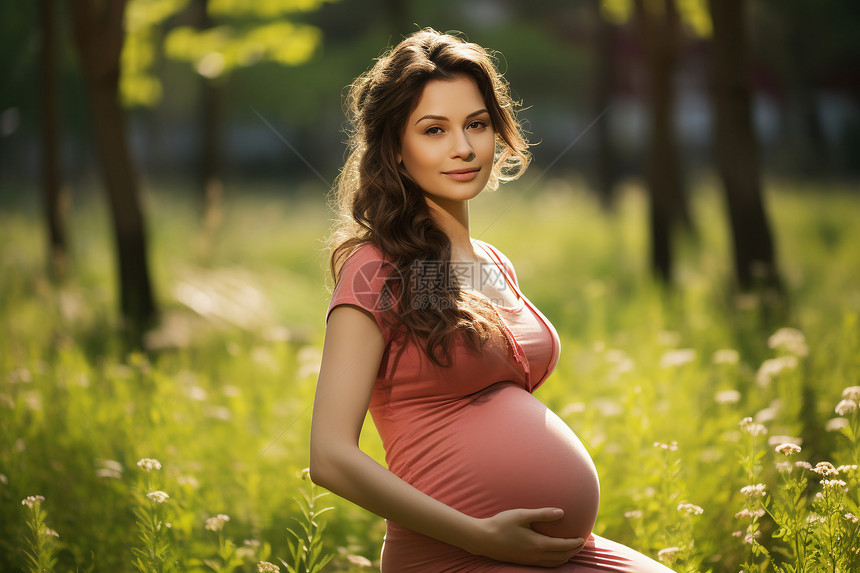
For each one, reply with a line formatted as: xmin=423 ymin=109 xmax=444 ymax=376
xmin=1 ymin=179 xmax=858 ymax=571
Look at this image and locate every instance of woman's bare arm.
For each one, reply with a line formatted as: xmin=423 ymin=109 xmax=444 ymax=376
xmin=309 ymin=304 xmax=584 ymax=567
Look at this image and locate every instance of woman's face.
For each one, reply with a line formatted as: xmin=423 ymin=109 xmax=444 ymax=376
xmin=398 ymin=75 xmax=495 ymax=207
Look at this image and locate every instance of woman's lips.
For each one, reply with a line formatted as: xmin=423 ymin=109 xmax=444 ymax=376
xmin=442 ymin=168 xmax=480 ymax=182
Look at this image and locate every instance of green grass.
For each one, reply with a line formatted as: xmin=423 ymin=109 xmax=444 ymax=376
xmin=1 ymin=177 xmax=859 ymax=572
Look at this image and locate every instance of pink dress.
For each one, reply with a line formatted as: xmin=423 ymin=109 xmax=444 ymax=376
xmin=327 ymin=240 xmax=672 ymax=572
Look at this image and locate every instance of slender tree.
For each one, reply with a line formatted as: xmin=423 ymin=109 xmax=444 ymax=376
xmin=190 ymin=0 xmax=224 ymax=251
xmin=68 ymin=0 xmax=157 ymax=337
xmin=633 ymin=0 xmax=689 ymax=283
xmin=708 ymin=0 xmax=781 ymax=293
xmin=592 ymin=0 xmax=619 ymax=208
xmin=40 ymin=0 xmax=69 ymax=279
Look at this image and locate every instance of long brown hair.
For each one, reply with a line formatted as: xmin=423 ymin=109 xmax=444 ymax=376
xmin=328 ymin=29 xmax=530 ymax=365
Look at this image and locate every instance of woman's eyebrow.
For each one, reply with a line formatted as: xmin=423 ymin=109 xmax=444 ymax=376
xmin=414 ymin=108 xmax=489 ymax=125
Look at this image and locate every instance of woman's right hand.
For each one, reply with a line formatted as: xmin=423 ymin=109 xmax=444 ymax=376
xmin=465 ymin=508 xmax=586 ymax=567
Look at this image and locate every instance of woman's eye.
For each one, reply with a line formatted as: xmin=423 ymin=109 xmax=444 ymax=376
xmin=424 ymin=126 xmax=444 ymax=135
xmin=468 ymin=120 xmax=488 ymax=130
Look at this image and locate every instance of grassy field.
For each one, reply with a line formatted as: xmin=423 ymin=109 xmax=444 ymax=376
xmin=1 ymin=176 xmax=859 ymax=572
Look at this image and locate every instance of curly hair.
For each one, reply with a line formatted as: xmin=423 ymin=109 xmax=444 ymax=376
xmin=328 ymin=28 xmax=530 ymax=365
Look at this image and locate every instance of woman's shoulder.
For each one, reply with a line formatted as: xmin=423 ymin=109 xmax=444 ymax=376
xmin=329 ymin=242 xmax=400 ymax=330
xmin=335 ymin=242 xmax=393 ymax=279
xmin=472 ymin=238 xmax=514 ymax=267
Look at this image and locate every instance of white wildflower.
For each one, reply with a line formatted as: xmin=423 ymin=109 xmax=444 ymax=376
xmin=795 ymin=461 xmax=813 ymax=470
xmin=713 ymin=349 xmax=740 ymax=365
xmin=735 ymin=508 xmax=765 ymax=519
xmin=715 ymin=389 xmax=741 ymax=404
xmin=677 ymin=503 xmax=704 ymax=515
xmin=740 ymin=484 xmax=767 ymax=498
xmin=660 ymin=348 xmax=696 ymax=369
xmin=845 ymin=513 xmax=859 ymax=524
xmin=826 ymin=417 xmax=849 ymax=432
xmin=739 ymin=417 xmax=767 ymax=437
xmin=837 ymin=464 xmax=858 ymax=473
xmin=188 ymin=386 xmax=208 ymax=402
xmin=768 ymin=327 xmax=809 ymax=357
xmin=653 ymin=441 xmax=679 ymax=451
xmin=21 ymin=495 xmax=45 ymax=508
xmin=257 ymin=562 xmax=279 ymax=573
xmin=346 ymin=554 xmax=373 ymax=567
xmin=136 ymin=458 xmax=162 ymax=472
xmin=775 ymin=461 xmax=793 ymax=473
xmin=768 ymin=434 xmax=800 ymax=448
xmin=44 ymin=528 xmax=59 ymax=537
xmin=756 ymin=356 xmax=798 ymax=386
xmin=756 ymin=406 xmax=779 ymax=424
xmin=813 ymin=462 xmax=838 ymax=477
xmin=177 ymin=475 xmax=200 ymax=488
xmin=221 ymin=385 xmax=241 ymax=398
xmin=820 ymin=479 xmax=847 ymax=490
xmin=205 ymin=514 xmax=230 ymax=532
xmin=657 ymin=546 xmax=680 ymax=563
xmin=96 ymin=459 xmax=123 ymax=479
xmin=147 ymin=491 xmax=169 ymax=504
xmin=624 ymin=510 xmax=643 ymax=519
xmin=744 ymin=531 xmax=761 ymax=544
xmin=774 ymin=443 xmax=802 ymax=455
xmin=843 ymin=386 xmax=860 ymax=401
xmin=835 ymin=399 xmax=858 ymax=416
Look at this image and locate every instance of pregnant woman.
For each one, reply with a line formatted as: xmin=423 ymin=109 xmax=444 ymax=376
xmin=310 ymin=29 xmax=672 ymax=572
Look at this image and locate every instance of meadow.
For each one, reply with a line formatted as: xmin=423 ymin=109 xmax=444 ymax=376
xmin=1 ymin=176 xmax=859 ymax=573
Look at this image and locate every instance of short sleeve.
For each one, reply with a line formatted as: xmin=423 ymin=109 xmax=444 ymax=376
xmin=326 ymin=244 xmax=399 ymax=342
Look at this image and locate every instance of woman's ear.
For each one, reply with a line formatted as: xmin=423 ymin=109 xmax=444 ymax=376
xmin=396 ymin=152 xmax=402 ymax=164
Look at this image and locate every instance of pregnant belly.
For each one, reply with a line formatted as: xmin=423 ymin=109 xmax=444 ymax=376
xmin=405 ymin=382 xmax=600 ymax=539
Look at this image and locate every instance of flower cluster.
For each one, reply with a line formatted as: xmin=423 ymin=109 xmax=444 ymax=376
xmin=136 ymin=458 xmax=162 ymax=473
xmin=653 ymin=441 xmax=678 ymax=451
xmin=739 ymin=417 xmax=767 ymax=437
xmin=775 ymin=443 xmax=802 ymax=455
xmin=756 ymin=356 xmax=799 ymax=386
xmin=677 ymin=503 xmax=704 ymax=516
xmin=836 ymin=399 xmax=858 ymax=416
xmin=740 ymin=484 xmax=767 ymax=498
xmin=146 ymin=491 xmax=170 ymax=504
xmin=713 ymin=349 xmax=740 ymax=365
xmin=205 ymin=514 xmax=230 ymax=532
xmin=21 ymin=495 xmax=45 ymax=508
xmin=813 ymin=461 xmax=839 ymax=477
xmin=257 ymin=562 xmax=279 ymax=573
xmin=768 ymin=327 xmax=809 ymax=357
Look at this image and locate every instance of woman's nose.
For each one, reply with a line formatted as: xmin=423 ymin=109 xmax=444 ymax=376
xmin=450 ymin=130 xmax=475 ymax=160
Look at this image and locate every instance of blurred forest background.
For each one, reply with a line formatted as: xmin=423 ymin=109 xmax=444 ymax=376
xmin=2 ymin=0 xmax=860 ymax=332
xmin=2 ymin=1 xmax=860 ymax=572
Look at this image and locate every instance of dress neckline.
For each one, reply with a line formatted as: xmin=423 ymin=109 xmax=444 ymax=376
xmin=471 ymin=239 xmax=524 ymax=311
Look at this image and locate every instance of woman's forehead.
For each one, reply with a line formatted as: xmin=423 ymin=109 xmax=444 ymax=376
xmin=408 ymin=76 xmax=487 ymax=123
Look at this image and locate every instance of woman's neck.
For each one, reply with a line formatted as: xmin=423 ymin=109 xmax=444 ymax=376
xmin=425 ymin=196 xmax=477 ymax=261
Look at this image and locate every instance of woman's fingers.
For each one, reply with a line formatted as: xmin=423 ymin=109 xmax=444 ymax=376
xmin=518 ymin=507 xmax=565 ymax=524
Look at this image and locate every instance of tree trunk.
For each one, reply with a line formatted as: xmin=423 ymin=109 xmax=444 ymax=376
xmin=192 ymin=0 xmax=224 ymax=256
xmin=68 ymin=0 xmax=157 ymax=337
xmin=592 ymin=0 xmax=618 ymax=208
xmin=634 ymin=0 xmax=689 ymax=283
xmin=708 ymin=0 xmax=782 ymax=294
xmin=41 ymin=0 xmax=69 ymax=279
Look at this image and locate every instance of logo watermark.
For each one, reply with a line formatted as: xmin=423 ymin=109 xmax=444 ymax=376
xmin=351 ymin=259 xmax=511 ymax=312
